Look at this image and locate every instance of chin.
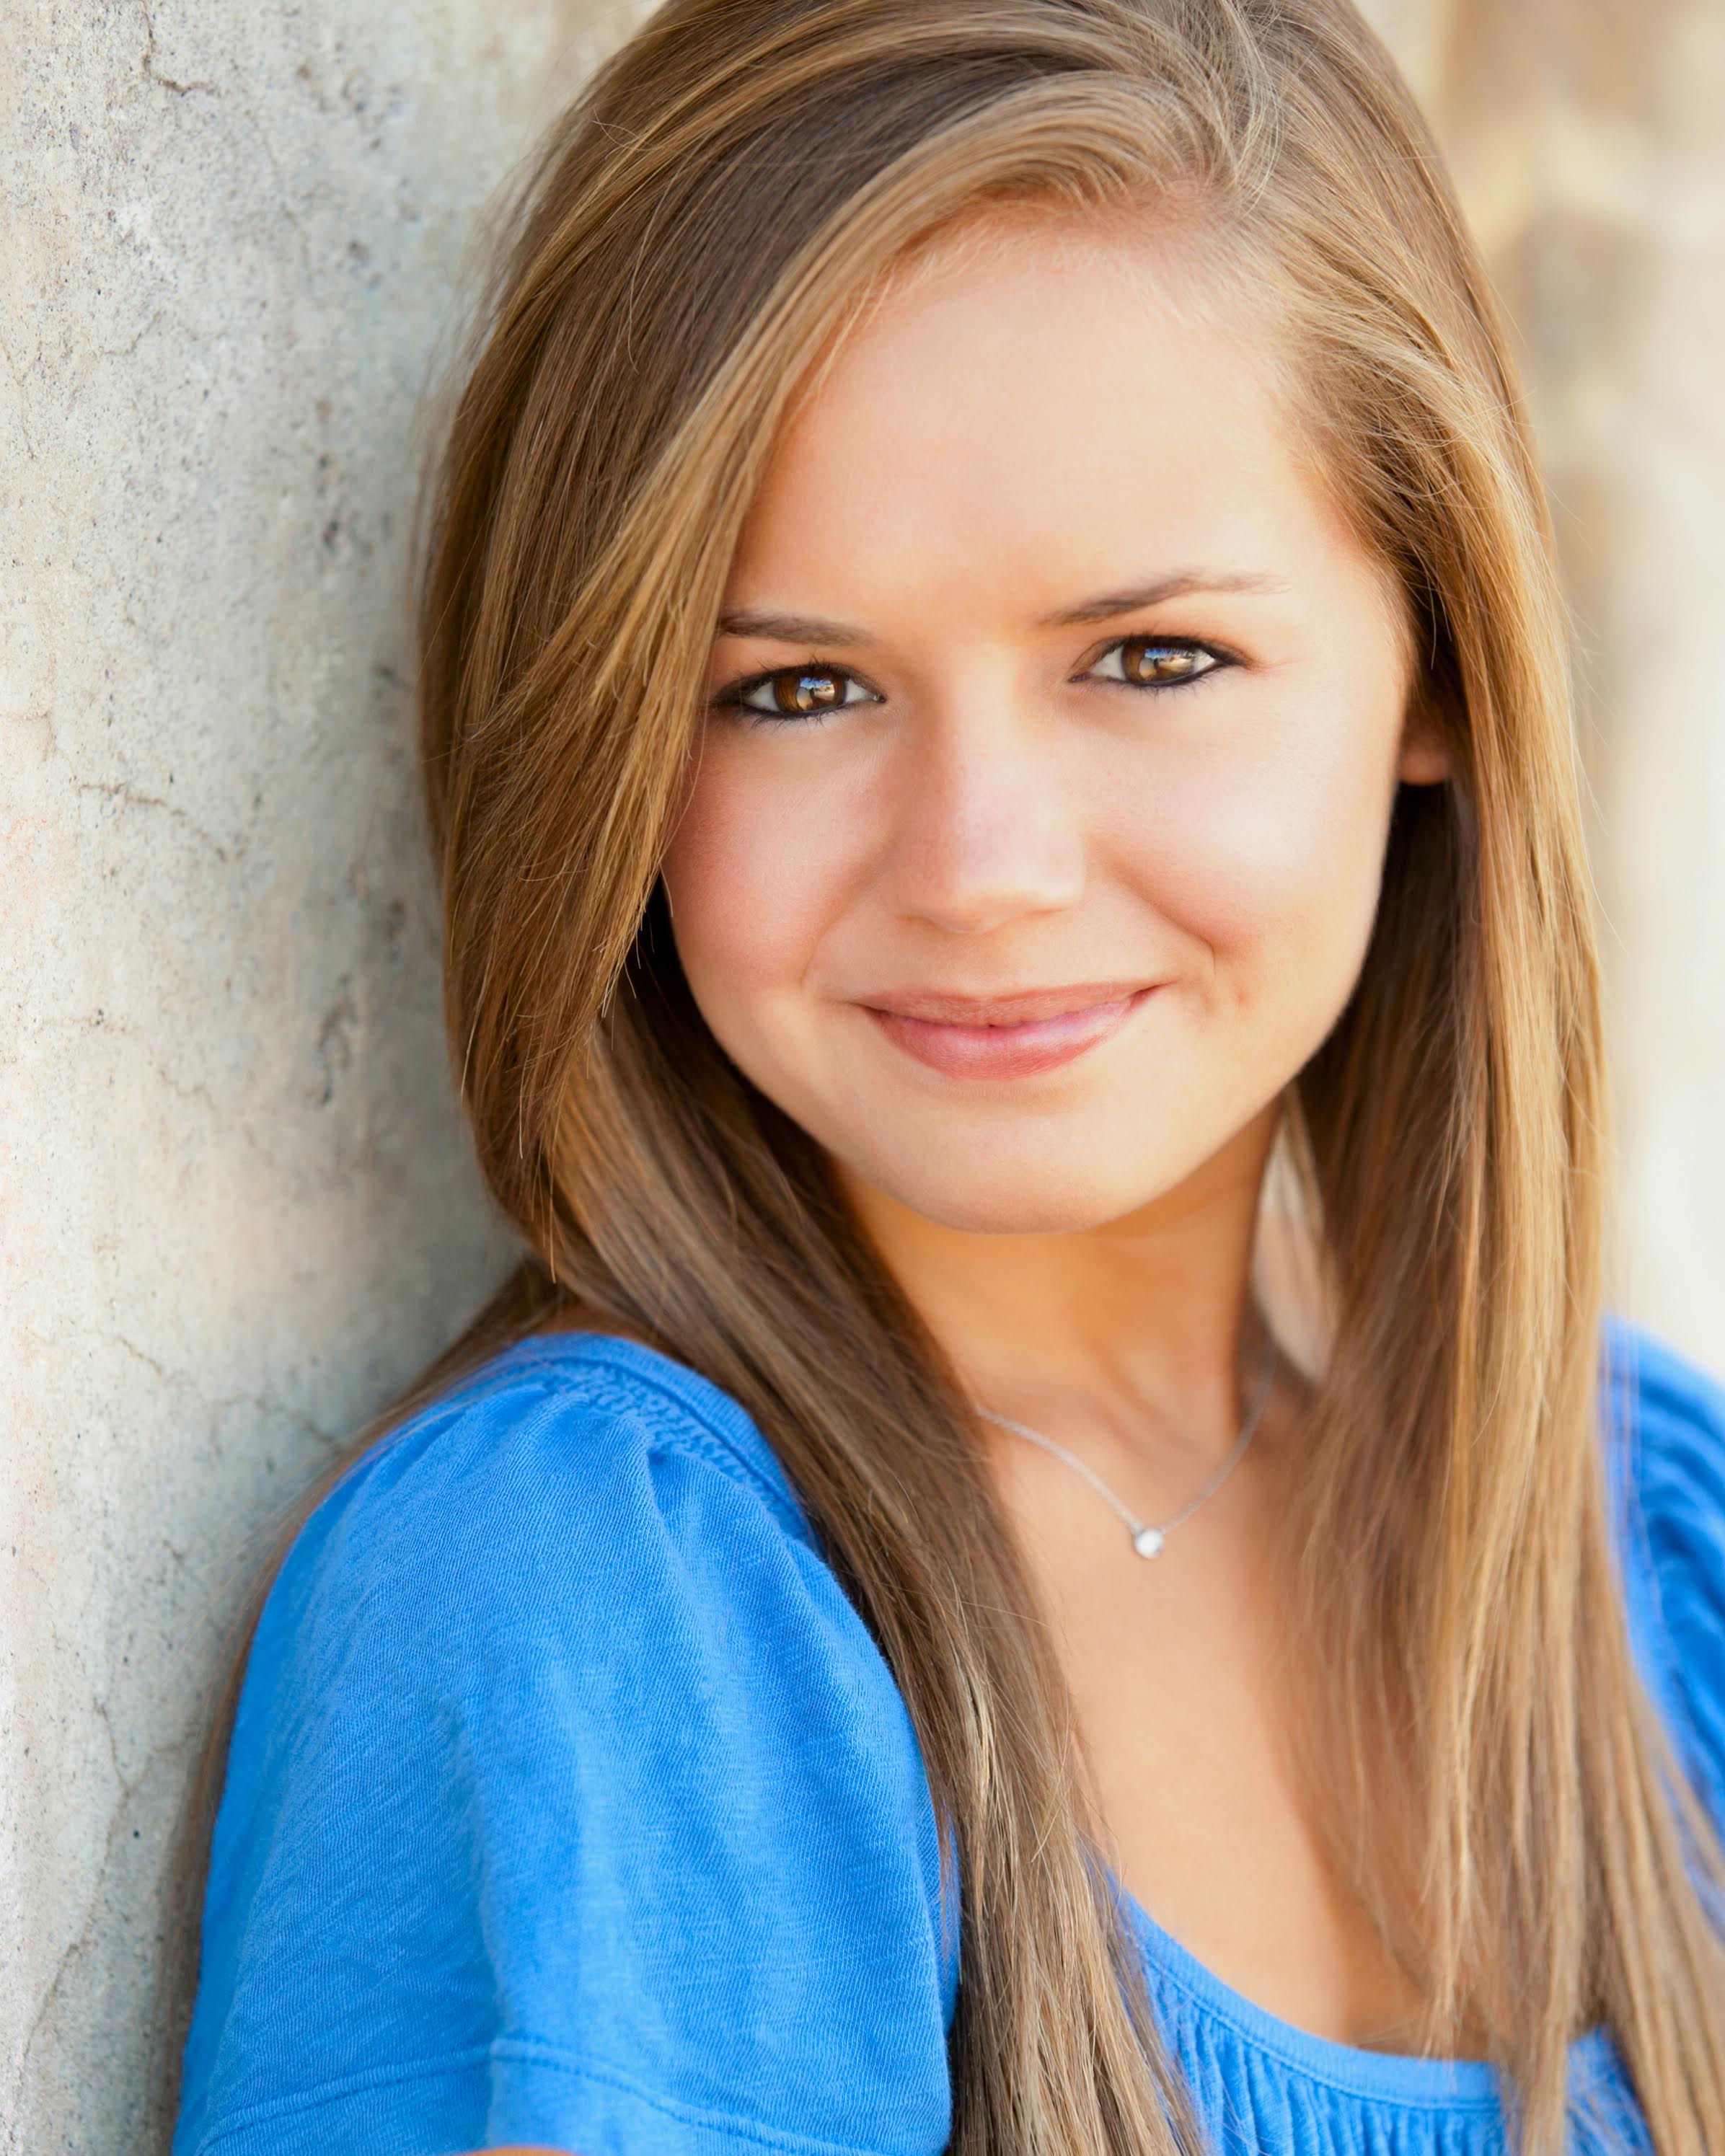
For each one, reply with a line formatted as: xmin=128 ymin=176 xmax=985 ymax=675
xmin=844 ymin=1142 xmax=1193 ymax=1237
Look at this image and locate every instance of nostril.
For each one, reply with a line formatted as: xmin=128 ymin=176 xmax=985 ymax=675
xmin=892 ymin=834 xmax=1088 ymax=934
xmin=885 ymin=730 xmax=1087 ymax=930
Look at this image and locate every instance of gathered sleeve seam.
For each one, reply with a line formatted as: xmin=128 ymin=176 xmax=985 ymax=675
xmin=505 ymin=1340 xmax=819 ymax=1546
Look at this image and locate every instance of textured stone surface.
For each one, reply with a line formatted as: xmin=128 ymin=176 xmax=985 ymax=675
xmin=0 ymin=4 xmax=642 ymax=2147
xmin=1 ymin=2 xmax=1720 ymax=2150
xmin=1362 ymin=0 xmax=1725 ymax=1360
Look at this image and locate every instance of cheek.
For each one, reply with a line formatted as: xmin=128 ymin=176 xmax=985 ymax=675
xmin=1101 ymin=698 xmax=1399 ymax=1003
xmin=660 ymin=735 xmax=861 ymax=1004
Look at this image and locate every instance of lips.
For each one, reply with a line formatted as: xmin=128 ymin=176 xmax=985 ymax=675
xmin=858 ymin=981 xmax=1162 ymax=1080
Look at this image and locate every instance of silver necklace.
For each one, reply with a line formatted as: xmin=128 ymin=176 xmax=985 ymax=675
xmin=972 ymin=1326 xmax=1279 ymax=1560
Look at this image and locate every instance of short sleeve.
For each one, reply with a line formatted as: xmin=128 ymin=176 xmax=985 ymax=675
xmin=1608 ymin=1317 xmax=1725 ymax=1839
xmin=173 ymin=1339 xmax=960 ymax=2156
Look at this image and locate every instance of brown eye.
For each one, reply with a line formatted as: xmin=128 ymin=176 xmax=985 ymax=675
xmin=774 ymin=668 xmax=846 ymax=714
xmin=1106 ymin=638 xmax=1217 ymax=687
xmin=723 ymin=664 xmax=878 ymax=720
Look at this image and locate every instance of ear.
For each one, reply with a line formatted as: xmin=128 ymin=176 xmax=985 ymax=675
xmin=1395 ymin=687 xmax=1450 ymax=786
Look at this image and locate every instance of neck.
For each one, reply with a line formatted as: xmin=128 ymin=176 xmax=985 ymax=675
xmin=834 ymin=1101 xmax=1286 ymax=1475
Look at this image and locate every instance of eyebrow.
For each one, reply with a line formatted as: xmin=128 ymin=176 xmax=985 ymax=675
xmin=1041 ymin=570 xmax=1290 ymax=625
xmin=714 ymin=606 xmax=878 ymax=647
xmin=714 ymin=572 xmax=1288 ymax=648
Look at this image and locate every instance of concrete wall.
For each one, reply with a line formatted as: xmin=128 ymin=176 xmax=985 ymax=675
xmin=1 ymin=4 xmax=640 ymax=2147
xmin=1374 ymin=0 xmax=1725 ymax=1361
xmin=1 ymin=1 xmax=1719 ymax=2149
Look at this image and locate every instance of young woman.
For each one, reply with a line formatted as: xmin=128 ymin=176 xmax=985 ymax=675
xmin=165 ymin=1 xmax=1725 ymax=2152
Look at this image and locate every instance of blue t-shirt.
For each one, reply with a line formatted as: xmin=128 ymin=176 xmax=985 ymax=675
xmin=174 ymin=1315 xmax=1725 ymax=2156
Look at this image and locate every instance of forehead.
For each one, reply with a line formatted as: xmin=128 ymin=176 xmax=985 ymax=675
xmin=728 ymin=208 xmax=1371 ymax=627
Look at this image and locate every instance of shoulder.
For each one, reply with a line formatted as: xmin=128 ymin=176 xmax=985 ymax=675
xmin=237 ymin=1327 xmax=931 ymax=1827
xmin=233 ymin=1332 xmax=831 ymax=1736
xmin=180 ymin=1332 xmax=958 ymax=2156
xmin=247 ymin=1331 xmax=855 ymax=1698
xmin=289 ymin=1327 xmax=819 ymax=1591
xmin=1602 ymin=1312 xmax=1725 ymax=1565
xmin=1601 ymin=1314 xmax=1725 ymax=1828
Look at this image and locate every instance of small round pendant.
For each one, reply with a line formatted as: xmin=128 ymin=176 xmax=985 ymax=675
xmin=1132 ymin=1525 xmax=1165 ymax=1559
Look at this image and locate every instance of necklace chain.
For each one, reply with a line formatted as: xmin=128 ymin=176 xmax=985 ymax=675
xmin=971 ymin=1324 xmax=1280 ymax=1560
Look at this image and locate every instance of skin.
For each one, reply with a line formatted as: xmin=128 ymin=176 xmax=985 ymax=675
xmin=656 ymin=213 xmax=1454 ymax=2054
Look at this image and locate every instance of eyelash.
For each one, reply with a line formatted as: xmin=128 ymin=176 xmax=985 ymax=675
xmin=707 ymin=637 xmax=1237 ymax=725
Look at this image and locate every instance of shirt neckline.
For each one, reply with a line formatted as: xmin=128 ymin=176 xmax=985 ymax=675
xmin=1114 ymin=1881 xmax=1619 ymax=2108
xmin=501 ymin=1325 xmax=1630 ymax=2115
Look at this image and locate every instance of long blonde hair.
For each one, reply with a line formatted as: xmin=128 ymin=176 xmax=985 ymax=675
xmin=166 ymin=2 xmax=1725 ymax=2149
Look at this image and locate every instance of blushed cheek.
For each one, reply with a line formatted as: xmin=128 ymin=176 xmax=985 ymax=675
xmin=1104 ymin=731 xmax=1396 ymax=1020
xmin=661 ymin=747 xmax=860 ymax=1007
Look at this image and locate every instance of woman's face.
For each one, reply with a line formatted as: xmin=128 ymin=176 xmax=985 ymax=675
xmin=661 ymin=216 xmax=1447 ymax=1236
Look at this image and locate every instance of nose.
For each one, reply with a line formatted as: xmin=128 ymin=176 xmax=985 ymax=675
xmin=887 ymin=704 xmax=1086 ymax=935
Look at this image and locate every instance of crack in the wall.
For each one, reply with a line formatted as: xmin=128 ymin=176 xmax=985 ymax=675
xmin=95 ymin=307 xmax=164 ymax=363
xmin=110 ymin=1333 xmax=341 ymax=1450
xmin=0 ymin=334 xmax=40 ymax=463
xmin=140 ymin=2 xmax=219 ymax=98
xmin=7 ymin=1359 xmax=330 ymax=2111
xmin=112 ymin=1333 xmax=172 ymax=1387
xmin=45 ymin=1015 xmax=221 ymax=1119
xmin=72 ymin=780 xmax=239 ymax=864
xmin=231 ymin=104 xmax=312 ymax=282
xmin=9 ymin=1589 xmax=188 ymax=2103
xmin=10 ymin=1716 xmax=192 ymax=2121
xmin=314 ymin=982 xmax=359 ymax=1106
